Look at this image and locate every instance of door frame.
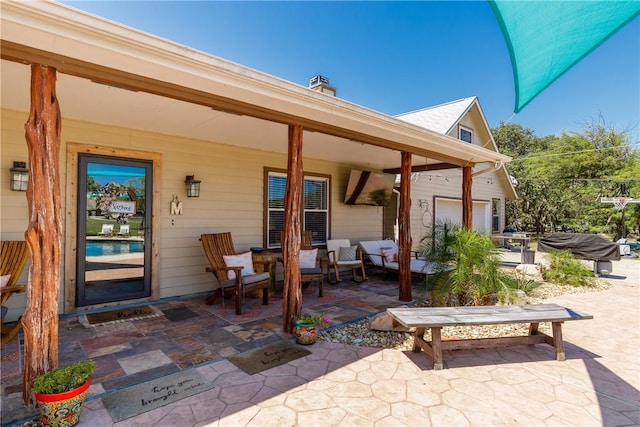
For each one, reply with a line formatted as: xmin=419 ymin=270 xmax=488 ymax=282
xmin=65 ymin=143 xmax=162 ymax=314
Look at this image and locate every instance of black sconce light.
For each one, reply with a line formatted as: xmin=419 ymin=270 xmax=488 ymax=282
xmin=185 ymin=175 xmax=201 ymax=198
xmin=10 ymin=161 xmax=29 ymax=191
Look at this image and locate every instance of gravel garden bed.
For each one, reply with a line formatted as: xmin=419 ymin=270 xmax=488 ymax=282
xmin=318 ymin=275 xmax=612 ymax=351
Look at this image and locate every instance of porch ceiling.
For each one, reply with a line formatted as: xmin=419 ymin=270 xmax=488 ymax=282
xmin=1 ymin=60 xmax=412 ymax=170
xmin=0 ymin=1 xmax=510 ymax=171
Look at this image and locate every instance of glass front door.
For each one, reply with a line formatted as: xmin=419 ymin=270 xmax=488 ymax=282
xmin=76 ymin=155 xmax=152 ymax=306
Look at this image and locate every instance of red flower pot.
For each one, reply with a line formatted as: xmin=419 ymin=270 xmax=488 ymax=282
xmin=34 ymin=379 xmax=91 ymax=427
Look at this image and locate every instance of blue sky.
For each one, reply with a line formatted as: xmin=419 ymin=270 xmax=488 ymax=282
xmin=66 ymin=1 xmax=639 ymax=142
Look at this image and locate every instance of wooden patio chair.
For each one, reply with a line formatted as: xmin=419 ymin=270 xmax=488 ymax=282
xmin=279 ymin=235 xmax=324 ymax=297
xmin=200 ymin=233 xmax=272 ymax=315
xmin=279 ymin=230 xmax=313 ymax=249
xmin=1 ymin=240 xmax=29 ymax=347
xmin=326 ymin=239 xmax=367 ymax=284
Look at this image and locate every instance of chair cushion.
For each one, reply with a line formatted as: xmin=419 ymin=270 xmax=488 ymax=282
xmin=338 ymin=246 xmax=357 ymax=261
xmin=0 ymin=275 xmax=10 ymax=288
xmin=381 ymin=249 xmax=397 ymax=263
xmin=242 ymin=272 xmax=270 ymax=285
xmin=223 ymin=252 xmax=255 ymax=279
xmin=300 ymin=249 xmax=318 ymax=268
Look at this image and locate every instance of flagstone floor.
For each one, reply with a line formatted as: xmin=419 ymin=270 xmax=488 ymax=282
xmin=1 ymin=270 xmax=427 ymax=425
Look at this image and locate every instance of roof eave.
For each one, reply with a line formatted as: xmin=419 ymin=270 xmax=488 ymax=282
xmin=0 ymin=1 xmax=510 ymax=166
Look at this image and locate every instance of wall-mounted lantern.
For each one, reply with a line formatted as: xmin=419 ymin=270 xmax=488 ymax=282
xmin=10 ymin=161 xmax=29 ymax=191
xmin=185 ymin=175 xmax=201 ymax=198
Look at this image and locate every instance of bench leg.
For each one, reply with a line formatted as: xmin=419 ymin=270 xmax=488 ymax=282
xmin=431 ymin=327 xmax=443 ymax=370
xmin=551 ymin=322 xmax=565 ymax=361
xmin=412 ymin=327 xmax=425 ymax=353
xmin=412 ymin=326 xmax=443 ymax=370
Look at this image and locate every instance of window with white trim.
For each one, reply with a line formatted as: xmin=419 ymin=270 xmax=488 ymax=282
xmin=459 ymin=126 xmax=473 ymax=144
xmin=492 ymin=198 xmax=501 ymax=233
xmin=266 ymin=170 xmax=329 ymax=249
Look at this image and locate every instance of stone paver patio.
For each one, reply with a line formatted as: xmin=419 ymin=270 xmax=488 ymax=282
xmin=76 ymin=256 xmax=639 ymax=426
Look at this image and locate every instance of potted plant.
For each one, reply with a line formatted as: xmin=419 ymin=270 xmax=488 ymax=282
xmin=32 ymin=359 xmax=97 ymax=427
xmin=294 ymin=313 xmax=330 ymax=345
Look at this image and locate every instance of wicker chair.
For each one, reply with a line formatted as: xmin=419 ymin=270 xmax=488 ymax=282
xmin=1 ymin=240 xmax=29 ymax=347
xmin=200 ymin=233 xmax=272 ymax=315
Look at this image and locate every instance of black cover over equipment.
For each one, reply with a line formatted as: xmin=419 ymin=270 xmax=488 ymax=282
xmin=538 ymin=233 xmax=620 ymax=261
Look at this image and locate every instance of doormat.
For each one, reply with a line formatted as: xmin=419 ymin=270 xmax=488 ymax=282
xmin=102 ymin=369 xmax=213 ymax=422
xmin=79 ymin=305 xmax=163 ymax=327
xmin=162 ymin=307 xmax=199 ymax=322
xmin=227 ymin=340 xmax=311 ymax=375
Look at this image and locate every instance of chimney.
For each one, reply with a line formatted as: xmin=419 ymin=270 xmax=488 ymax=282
xmin=309 ymin=75 xmax=336 ymax=97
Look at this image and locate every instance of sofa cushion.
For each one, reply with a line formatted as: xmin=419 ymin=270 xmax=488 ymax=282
xmin=300 ymin=249 xmax=318 ymax=268
xmin=338 ymin=246 xmax=357 ymax=261
xmin=381 ymin=249 xmax=397 ymax=263
xmin=223 ymin=252 xmax=255 ymax=279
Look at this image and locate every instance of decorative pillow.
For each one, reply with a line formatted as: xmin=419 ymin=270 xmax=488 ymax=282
xmin=0 ymin=275 xmax=11 ymax=288
xmin=381 ymin=249 xmax=397 ymax=263
xmin=338 ymin=246 xmax=357 ymax=261
xmin=300 ymin=249 xmax=318 ymax=268
xmin=223 ymin=252 xmax=255 ymax=279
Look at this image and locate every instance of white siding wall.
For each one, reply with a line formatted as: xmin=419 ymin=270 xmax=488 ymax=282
xmin=1 ymin=109 xmax=384 ymax=320
xmin=408 ymin=167 xmax=507 ymax=249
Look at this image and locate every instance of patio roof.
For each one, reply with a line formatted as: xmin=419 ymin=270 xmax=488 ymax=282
xmin=0 ymin=1 xmax=510 ymax=171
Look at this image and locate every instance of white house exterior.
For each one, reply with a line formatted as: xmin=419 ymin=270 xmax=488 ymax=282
xmin=393 ymin=97 xmax=517 ymax=243
xmin=0 ymin=2 xmax=510 ymax=321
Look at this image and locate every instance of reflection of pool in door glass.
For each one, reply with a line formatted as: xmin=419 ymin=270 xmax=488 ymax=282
xmin=78 ymin=157 xmax=152 ymax=306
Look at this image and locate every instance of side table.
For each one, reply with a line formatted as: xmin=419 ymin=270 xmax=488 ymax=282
xmin=251 ymin=250 xmax=278 ymax=296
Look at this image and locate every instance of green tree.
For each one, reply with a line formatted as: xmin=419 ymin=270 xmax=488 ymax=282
xmin=86 ymin=176 xmax=102 ymax=194
xmin=492 ymin=120 xmax=638 ymax=237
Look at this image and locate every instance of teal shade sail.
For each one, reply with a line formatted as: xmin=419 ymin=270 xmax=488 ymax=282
xmin=489 ymin=1 xmax=640 ymax=113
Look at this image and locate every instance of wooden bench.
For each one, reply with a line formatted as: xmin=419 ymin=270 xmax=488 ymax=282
xmin=387 ymin=304 xmax=592 ymax=370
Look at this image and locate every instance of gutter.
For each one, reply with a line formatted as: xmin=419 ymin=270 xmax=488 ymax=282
xmin=472 ymin=161 xmax=504 ymax=177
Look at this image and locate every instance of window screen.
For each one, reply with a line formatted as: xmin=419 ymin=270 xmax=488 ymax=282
xmin=267 ymin=171 xmax=329 ymax=248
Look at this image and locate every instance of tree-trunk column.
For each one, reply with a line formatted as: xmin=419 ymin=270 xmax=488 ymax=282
xmin=462 ymin=166 xmax=472 ymax=230
xmin=398 ymin=152 xmax=412 ymax=302
xmin=282 ymin=124 xmax=303 ymax=333
xmin=22 ymin=65 xmax=62 ymax=405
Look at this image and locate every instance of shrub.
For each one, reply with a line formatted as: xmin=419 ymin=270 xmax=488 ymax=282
xmin=542 ymin=250 xmax=595 ymax=287
xmin=32 ymin=359 xmax=97 ymax=394
xmin=428 ymin=228 xmax=524 ymax=306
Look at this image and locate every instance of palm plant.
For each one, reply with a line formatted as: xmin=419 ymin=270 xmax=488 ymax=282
xmin=427 ymin=227 xmax=520 ymax=306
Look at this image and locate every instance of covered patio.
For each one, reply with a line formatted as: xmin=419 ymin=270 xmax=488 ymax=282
xmin=2 ymin=0 xmax=509 ymax=405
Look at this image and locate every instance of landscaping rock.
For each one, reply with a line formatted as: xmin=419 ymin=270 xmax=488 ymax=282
xmin=369 ymin=312 xmax=413 ymax=332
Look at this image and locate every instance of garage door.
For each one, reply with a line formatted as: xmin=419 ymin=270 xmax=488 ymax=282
xmin=434 ymin=198 xmax=490 ymax=233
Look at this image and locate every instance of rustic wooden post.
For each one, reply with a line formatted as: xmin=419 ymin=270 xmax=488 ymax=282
xmin=21 ymin=65 xmax=62 ymax=405
xmin=398 ymin=152 xmax=412 ymax=301
xmin=282 ymin=124 xmax=304 ymax=333
xmin=462 ymin=166 xmax=472 ymax=230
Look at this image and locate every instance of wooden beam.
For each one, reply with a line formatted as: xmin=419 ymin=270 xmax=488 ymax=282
xmin=282 ymin=124 xmax=304 ymax=334
xmin=398 ymin=152 xmax=413 ymax=302
xmin=1 ymin=40 xmax=477 ymax=167
xmin=462 ymin=166 xmax=472 ymax=230
xmin=383 ymin=162 xmax=463 ymax=174
xmin=21 ymin=64 xmax=62 ymax=405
